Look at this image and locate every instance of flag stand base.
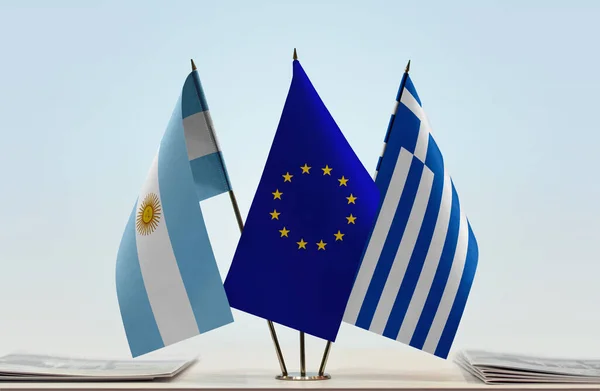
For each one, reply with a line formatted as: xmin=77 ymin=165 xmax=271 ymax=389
xmin=276 ymin=372 xmax=331 ymax=381
xmin=270 ymin=328 xmax=333 ymax=381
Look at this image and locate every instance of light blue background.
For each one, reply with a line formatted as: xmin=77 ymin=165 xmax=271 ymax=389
xmin=1 ymin=0 xmax=599 ymax=363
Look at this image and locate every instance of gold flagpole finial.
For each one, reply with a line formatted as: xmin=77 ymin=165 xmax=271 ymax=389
xmin=191 ymin=59 xmax=197 ymax=71
xmin=405 ymin=60 xmax=411 ymax=73
xmin=293 ymin=48 xmax=298 ymax=60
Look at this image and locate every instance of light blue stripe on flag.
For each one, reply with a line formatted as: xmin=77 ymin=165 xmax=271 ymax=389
xmin=182 ymin=72 xmax=209 ymax=118
xmin=158 ymin=95 xmax=234 ymax=333
xmin=343 ymin=73 xmax=478 ymax=359
xmin=181 ymin=72 xmax=231 ymax=201
xmin=190 ymin=152 xmax=231 ymax=201
xmin=115 ymin=69 xmax=234 ymax=357
xmin=115 ymin=206 xmax=164 ymax=357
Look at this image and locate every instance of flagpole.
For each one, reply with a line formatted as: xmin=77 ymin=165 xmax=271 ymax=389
xmin=293 ymin=48 xmax=308 ymax=379
xmin=190 ymin=59 xmax=289 ymax=378
xmin=375 ymin=59 xmax=410 ymax=180
xmin=315 ymin=59 xmax=412 ymax=377
xmin=317 ymin=341 xmax=331 ymax=376
xmin=299 ymin=332 xmax=306 ymax=377
xmin=293 ymin=48 xmax=328 ymax=380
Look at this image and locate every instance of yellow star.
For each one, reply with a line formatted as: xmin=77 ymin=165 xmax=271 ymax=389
xmin=322 ymin=165 xmax=332 ymax=175
xmin=297 ymin=238 xmax=307 ymax=249
xmin=279 ymin=227 xmax=290 ymax=237
xmin=346 ymin=214 xmax=357 ymax=224
xmin=346 ymin=194 xmax=357 ymax=204
xmin=316 ymin=240 xmax=327 ymax=250
xmin=282 ymin=172 xmax=293 ymax=182
xmin=334 ymin=230 xmax=345 ymax=241
xmin=272 ymin=189 xmax=283 ymax=199
xmin=269 ymin=209 xmax=280 ymax=220
xmin=300 ymin=164 xmax=311 ymax=174
xmin=338 ymin=176 xmax=348 ymax=186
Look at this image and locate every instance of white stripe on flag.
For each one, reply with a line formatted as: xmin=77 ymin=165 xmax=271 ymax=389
xmin=422 ymin=208 xmax=469 ymax=354
xmin=135 ymin=152 xmax=200 ymax=345
xmin=400 ymin=90 xmax=430 ymax=163
xmin=413 ymin=116 xmax=430 ymax=163
xmin=183 ymin=111 xmax=219 ymax=161
xmin=369 ymin=164 xmax=434 ymax=335
xmin=343 ymin=148 xmax=413 ymax=324
xmin=400 ymin=89 xmax=421 ymax=117
xmin=396 ymin=169 xmax=453 ymax=342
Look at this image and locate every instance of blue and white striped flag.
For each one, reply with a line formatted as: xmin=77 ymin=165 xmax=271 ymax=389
xmin=343 ymin=70 xmax=479 ymax=359
xmin=115 ymin=65 xmax=234 ymax=357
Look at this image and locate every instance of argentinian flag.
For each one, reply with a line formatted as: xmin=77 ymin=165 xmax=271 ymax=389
xmin=115 ymin=67 xmax=234 ymax=357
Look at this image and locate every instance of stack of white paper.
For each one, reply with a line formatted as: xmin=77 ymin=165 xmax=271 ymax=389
xmin=0 ymin=353 xmax=195 ymax=381
xmin=455 ymin=350 xmax=600 ymax=384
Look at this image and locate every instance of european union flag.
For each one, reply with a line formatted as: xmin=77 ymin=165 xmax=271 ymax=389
xmin=224 ymin=57 xmax=380 ymax=342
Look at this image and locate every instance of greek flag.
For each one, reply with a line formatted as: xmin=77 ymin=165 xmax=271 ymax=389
xmin=115 ymin=64 xmax=234 ymax=357
xmin=343 ymin=70 xmax=479 ymax=359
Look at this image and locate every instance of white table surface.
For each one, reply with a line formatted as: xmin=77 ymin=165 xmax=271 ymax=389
xmin=1 ymin=348 xmax=599 ymax=391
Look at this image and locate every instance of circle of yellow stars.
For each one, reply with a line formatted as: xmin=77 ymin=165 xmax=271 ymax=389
xmin=269 ymin=163 xmax=358 ymax=251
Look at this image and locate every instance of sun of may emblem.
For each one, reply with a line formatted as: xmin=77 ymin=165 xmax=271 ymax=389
xmin=269 ymin=163 xmax=358 ymax=251
xmin=136 ymin=193 xmax=162 ymax=235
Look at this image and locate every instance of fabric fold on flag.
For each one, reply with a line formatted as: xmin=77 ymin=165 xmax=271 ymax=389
xmin=223 ymin=59 xmax=380 ymax=342
xmin=115 ymin=70 xmax=233 ymax=357
xmin=343 ymin=72 xmax=479 ymax=359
